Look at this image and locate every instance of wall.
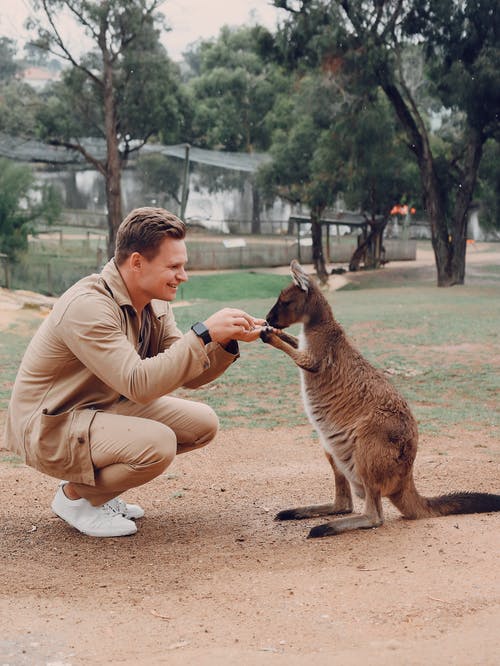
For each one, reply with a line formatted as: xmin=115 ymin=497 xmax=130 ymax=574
xmin=185 ymin=237 xmax=416 ymax=270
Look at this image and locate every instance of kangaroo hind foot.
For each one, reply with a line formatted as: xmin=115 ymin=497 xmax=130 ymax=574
xmin=307 ymin=488 xmax=384 ymax=538
xmin=276 ymin=500 xmax=353 ymax=521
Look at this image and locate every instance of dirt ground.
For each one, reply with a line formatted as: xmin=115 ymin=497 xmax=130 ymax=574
xmin=1 ymin=246 xmax=499 ymax=666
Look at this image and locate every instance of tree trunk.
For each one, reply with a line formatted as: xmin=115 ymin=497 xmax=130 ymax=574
xmin=423 ymin=131 xmax=482 ymax=287
xmin=251 ymin=184 xmax=261 ymax=234
xmin=105 ymin=156 xmax=122 ymax=259
xmin=311 ymin=207 xmax=328 ymax=284
xmin=103 ymin=52 xmax=123 ymax=259
xmin=381 ymin=81 xmax=484 ymax=287
xmin=349 ymin=218 xmax=387 ymax=271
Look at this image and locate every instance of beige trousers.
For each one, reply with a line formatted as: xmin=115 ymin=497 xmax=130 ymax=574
xmin=71 ymin=396 xmax=219 ymax=506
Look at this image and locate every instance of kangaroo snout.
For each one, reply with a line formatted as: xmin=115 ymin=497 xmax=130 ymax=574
xmin=264 ymin=309 xmax=277 ymax=327
xmin=265 ymin=307 xmax=288 ymax=330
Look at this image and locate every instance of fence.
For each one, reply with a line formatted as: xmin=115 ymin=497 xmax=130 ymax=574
xmin=1 ymin=227 xmax=416 ymax=296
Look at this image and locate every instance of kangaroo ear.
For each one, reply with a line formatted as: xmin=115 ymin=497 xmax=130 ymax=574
xmin=290 ymin=259 xmax=309 ymax=292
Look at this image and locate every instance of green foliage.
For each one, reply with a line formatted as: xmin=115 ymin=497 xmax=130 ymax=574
xmin=0 ymin=38 xmax=42 ymax=136
xmin=273 ymin=1 xmax=341 ymax=70
xmin=0 ymin=80 xmax=44 ymax=136
xmin=259 ymin=73 xmax=419 ymax=219
xmin=341 ymin=94 xmax=422 ymax=217
xmin=271 ymin=0 xmax=500 ymax=285
xmin=185 ymin=25 xmax=290 ymax=152
xmin=33 ymin=1 xmax=188 ymax=149
xmin=258 ymin=72 xmax=344 ymax=210
xmin=136 ymin=153 xmax=183 ymax=207
xmin=0 ymin=159 xmax=62 ymax=260
xmin=474 ymin=139 xmax=500 ymax=231
xmin=404 ymin=0 xmax=500 ymax=139
xmin=38 ymin=66 xmax=101 ymax=140
xmin=117 ymin=37 xmax=190 ymax=146
xmin=0 ymin=37 xmax=19 ymax=82
xmin=27 ymin=0 xmax=191 ymax=252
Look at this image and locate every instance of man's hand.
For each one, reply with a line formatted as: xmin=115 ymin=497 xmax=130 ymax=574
xmin=203 ymin=308 xmax=266 ymax=345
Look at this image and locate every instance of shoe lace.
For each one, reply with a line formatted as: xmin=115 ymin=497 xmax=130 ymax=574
xmin=103 ymin=498 xmax=127 ymax=516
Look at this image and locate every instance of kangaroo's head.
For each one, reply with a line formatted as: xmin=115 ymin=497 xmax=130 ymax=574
xmin=266 ymin=260 xmax=322 ymax=329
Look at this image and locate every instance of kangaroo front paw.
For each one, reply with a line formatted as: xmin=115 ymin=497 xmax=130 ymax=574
xmin=260 ymin=326 xmax=278 ymax=344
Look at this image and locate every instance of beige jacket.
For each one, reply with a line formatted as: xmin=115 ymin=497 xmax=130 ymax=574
xmin=4 ymin=260 xmax=238 ymax=485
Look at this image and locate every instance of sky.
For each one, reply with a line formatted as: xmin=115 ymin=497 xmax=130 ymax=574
xmin=0 ymin=0 xmax=285 ymax=62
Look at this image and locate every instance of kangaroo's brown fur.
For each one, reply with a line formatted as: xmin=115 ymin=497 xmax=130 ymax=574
xmin=261 ymin=260 xmax=500 ymax=538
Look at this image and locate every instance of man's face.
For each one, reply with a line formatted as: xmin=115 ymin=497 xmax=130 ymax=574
xmin=138 ymin=237 xmax=188 ymax=302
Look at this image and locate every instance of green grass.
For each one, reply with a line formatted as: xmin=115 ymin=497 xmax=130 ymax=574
xmin=175 ymin=325 xmax=305 ymax=429
xmin=0 ymin=321 xmax=40 ymax=410
xmin=332 ymin=283 xmax=500 ymax=436
xmin=176 ymin=271 xmax=291 ymax=302
xmin=10 ymin=253 xmax=100 ymax=296
xmin=1 ymin=264 xmax=499 ymax=437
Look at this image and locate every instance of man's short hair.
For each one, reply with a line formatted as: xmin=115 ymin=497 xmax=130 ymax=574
xmin=114 ymin=207 xmax=186 ymax=265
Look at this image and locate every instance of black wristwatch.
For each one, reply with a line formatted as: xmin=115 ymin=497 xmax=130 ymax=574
xmin=191 ymin=321 xmax=212 ymax=345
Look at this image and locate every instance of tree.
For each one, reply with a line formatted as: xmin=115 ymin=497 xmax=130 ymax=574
xmin=258 ymin=73 xmax=348 ymax=282
xmin=29 ymin=0 xmax=189 ymax=257
xmin=474 ymin=139 xmax=500 ymax=234
xmin=340 ymin=91 xmax=421 ymax=270
xmin=185 ymin=25 xmax=291 ymax=234
xmin=136 ymin=152 xmax=184 ymax=210
xmin=259 ymin=67 xmax=419 ymax=280
xmin=273 ymin=0 xmax=500 ymax=286
xmin=0 ymin=38 xmax=42 ymax=136
xmin=186 ymin=25 xmax=289 ymax=153
xmin=0 ymin=80 xmax=43 ymax=136
xmin=0 ymin=38 xmax=20 ymax=82
xmin=0 ymin=158 xmax=61 ymax=260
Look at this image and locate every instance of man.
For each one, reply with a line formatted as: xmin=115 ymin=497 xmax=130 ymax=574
xmin=4 ymin=207 xmax=265 ymax=537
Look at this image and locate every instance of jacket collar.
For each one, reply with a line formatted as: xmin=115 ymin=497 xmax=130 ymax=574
xmin=100 ymin=259 xmax=134 ymax=307
xmin=100 ymin=259 xmax=168 ymax=320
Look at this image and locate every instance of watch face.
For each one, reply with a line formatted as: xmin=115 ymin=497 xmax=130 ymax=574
xmin=192 ymin=322 xmax=206 ymax=335
xmin=192 ymin=322 xmax=211 ymax=343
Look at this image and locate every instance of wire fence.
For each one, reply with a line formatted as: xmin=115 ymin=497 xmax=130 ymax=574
xmin=1 ymin=216 xmax=419 ymax=296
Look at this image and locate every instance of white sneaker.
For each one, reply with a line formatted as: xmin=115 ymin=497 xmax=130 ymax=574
xmin=58 ymin=481 xmax=144 ymax=520
xmin=51 ymin=485 xmax=137 ymax=537
xmin=105 ymin=497 xmax=145 ymax=520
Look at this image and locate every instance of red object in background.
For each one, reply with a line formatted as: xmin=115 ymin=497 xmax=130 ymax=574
xmin=390 ymin=204 xmax=416 ymax=216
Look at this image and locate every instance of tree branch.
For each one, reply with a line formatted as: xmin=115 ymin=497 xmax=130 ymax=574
xmin=64 ymin=0 xmax=100 ymax=44
xmin=48 ymin=138 xmax=106 ymax=176
xmin=393 ymin=47 xmax=427 ymax=140
xmin=273 ymin=0 xmax=302 ymax=14
xmin=380 ymin=0 xmax=404 ymax=40
xmin=39 ymin=0 xmax=102 ymax=87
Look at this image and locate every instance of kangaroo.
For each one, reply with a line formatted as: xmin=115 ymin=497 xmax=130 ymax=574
xmin=260 ymin=260 xmax=500 ymax=538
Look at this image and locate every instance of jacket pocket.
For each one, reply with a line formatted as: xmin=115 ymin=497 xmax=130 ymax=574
xmin=37 ymin=410 xmax=75 ymax=466
xmin=29 ymin=409 xmax=97 ymax=485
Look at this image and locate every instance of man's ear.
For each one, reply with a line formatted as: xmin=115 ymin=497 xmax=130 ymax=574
xmin=129 ymin=251 xmax=143 ymax=271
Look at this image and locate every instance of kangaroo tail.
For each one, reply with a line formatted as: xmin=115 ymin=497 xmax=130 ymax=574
xmin=425 ymin=492 xmax=500 ymax=516
xmin=389 ymin=476 xmax=500 ymax=519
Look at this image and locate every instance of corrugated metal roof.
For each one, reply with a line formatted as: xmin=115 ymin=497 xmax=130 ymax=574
xmin=0 ymin=133 xmax=82 ymax=164
xmin=0 ymin=133 xmax=270 ymax=173
xmin=143 ymin=144 xmax=270 ymax=172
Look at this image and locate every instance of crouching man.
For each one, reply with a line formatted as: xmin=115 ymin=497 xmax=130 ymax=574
xmin=4 ymin=207 xmax=265 ymax=537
